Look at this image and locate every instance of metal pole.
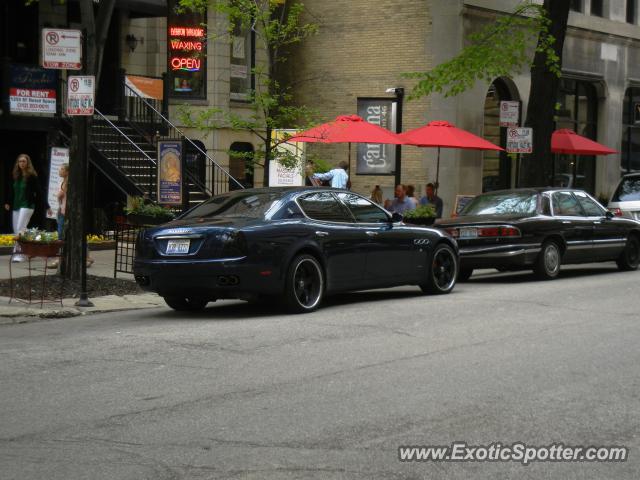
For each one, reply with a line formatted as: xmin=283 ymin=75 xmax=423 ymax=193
xmin=394 ymin=88 xmax=404 ymax=187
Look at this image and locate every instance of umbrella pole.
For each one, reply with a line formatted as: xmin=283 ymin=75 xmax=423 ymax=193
xmin=572 ymin=155 xmax=578 ymax=187
xmin=435 ymin=146 xmax=441 ymax=195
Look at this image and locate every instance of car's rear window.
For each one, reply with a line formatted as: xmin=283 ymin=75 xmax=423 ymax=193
xmin=182 ymin=192 xmax=283 ymax=219
xmin=460 ymin=192 xmax=538 ymax=216
xmin=612 ymin=176 xmax=640 ymax=202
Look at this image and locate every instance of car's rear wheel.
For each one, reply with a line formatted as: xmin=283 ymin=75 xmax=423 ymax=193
xmin=164 ymin=296 xmax=209 ymax=311
xmin=616 ymin=235 xmax=640 ymax=271
xmin=534 ymin=240 xmax=561 ymax=280
xmin=421 ymin=244 xmax=457 ymax=294
xmin=457 ymin=267 xmax=473 ymax=282
xmin=283 ymin=254 xmax=324 ymax=313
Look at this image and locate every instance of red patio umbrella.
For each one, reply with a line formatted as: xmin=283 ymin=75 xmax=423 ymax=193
xmin=551 ymin=129 xmax=617 ymax=186
xmin=399 ymin=120 xmax=503 ymax=191
xmin=289 ymin=114 xmax=404 ymax=178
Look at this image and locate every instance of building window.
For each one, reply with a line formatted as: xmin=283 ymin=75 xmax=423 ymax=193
xmin=229 ymin=142 xmax=254 ymax=190
xmin=230 ymin=22 xmax=254 ymax=101
xmin=571 ymin=0 xmax=583 ymax=12
xmin=621 ymin=88 xmax=640 ymax=173
xmin=591 ymin=0 xmax=604 ymax=17
xmin=554 ymin=78 xmax=598 ymax=193
xmin=627 ymin=0 xmax=637 ymax=23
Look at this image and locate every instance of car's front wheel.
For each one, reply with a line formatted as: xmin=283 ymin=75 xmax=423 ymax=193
xmin=616 ymin=235 xmax=640 ymax=271
xmin=164 ymin=296 xmax=209 ymax=311
xmin=283 ymin=254 xmax=324 ymax=313
xmin=421 ymin=244 xmax=457 ymax=294
xmin=534 ymin=240 xmax=561 ymax=280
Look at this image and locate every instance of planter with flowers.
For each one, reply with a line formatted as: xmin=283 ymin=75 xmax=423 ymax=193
xmin=402 ymin=205 xmax=437 ymax=226
xmin=15 ymin=229 xmax=63 ymax=257
xmin=125 ymin=197 xmax=175 ymax=226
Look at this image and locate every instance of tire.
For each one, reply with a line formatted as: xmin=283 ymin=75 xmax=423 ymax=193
xmin=457 ymin=268 xmax=473 ymax=282
xmin=421 ymin=244 xmax=457 ymax=294
xmin=283 ymin=254 xmax=325 ymax=313
xmin=533 ymin=240 xmax=561 ymax=280
xmin=164 ymin=296 xmax=209 ymax=311
xmin=616 ymin=235 xmax=640 ymax=271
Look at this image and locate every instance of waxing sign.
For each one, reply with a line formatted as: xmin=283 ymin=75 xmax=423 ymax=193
xmin=42 ymin=28 xmax=82 ymax=70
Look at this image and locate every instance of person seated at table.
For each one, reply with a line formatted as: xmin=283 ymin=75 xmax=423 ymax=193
xmin=419 ymin=182 xmax=443 ymax=218
xmin=387 ymin=184 xmax=416 ymax=215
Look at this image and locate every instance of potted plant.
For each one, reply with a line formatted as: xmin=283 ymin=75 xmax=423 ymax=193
xmin=15 ymin=228 xmax=63 ymax=257
xmin=125 ymin=197 xmax=175 ymax=226
xmin=402 ymin=205 xmax=437 ymax=226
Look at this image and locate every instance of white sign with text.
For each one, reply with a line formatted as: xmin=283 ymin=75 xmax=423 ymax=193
xmin=42 ymin=28 xmax=82 ymax=70
xmin=506 ymin=127 xmax=533 ymax=153
xmin=67 ymin=75 xmax=95 ymax=115
xmin=499 ymin=101 xmax=520 ymax=127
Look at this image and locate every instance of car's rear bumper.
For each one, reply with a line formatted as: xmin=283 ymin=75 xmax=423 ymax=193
xmin=459 ymin=243 xmax=541 ymax=269
xmin=133 ymin=257 xmax=284 ymax=298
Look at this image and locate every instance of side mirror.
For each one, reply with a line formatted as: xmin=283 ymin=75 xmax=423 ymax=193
xmin=605 ymin=210 xmax=614 ymax=220
xmin=391 ymin=212 xmax=403 ymax=223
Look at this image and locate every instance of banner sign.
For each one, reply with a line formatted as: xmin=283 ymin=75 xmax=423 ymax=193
xmin=42 ymin=28 xmax=82 ymax=70
xmin=499 ymin=101 xmax=520 ymax=127
xmin=506 ymin=127 xmax=533 ymax=153
xmin=66 ymin=75 xmax=95 ymax=115
xmin=356 ymin=98 xmax=396 ymax=175
xmin=9 ymin=64 xmax=57 ymax=114
xmin=47 ymin=147 xmax=69 ymax=219
xmin=269 ymin=130 xmax=305 ymax=186
xmin=158 ymin=140 xmax=183 ymax=205
xmin=125 ymin=75 xmax=163 ymax=100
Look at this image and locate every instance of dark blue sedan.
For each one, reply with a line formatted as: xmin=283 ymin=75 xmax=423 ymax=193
xmin=134 ymin=187 xmax=458 ymax=312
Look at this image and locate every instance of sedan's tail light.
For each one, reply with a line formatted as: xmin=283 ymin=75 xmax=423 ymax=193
xmin=478 ymin=226 xmax=520 ymax=237
xmin=220 ymin=231 xmax=248 ymax=258
xmin=445 ymin=228 xmax=459 ymax=238
xmin=609 ymin=207 xmax=623 ymax=217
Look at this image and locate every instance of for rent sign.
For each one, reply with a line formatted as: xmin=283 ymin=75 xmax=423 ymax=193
xmin=9 ymin=64 xmax=57 ymax=114
xmin=506 ymin=128 xmax=533 ymax=153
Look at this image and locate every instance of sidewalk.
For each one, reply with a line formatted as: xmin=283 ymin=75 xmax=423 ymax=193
xmin=0 ymin=249 xmax=164 ymax=323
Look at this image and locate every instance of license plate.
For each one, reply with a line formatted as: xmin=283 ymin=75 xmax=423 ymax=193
xmin=459 ymin=228 xmax=478 ymax=239
xmin=166 ymin=239 xmax=190 ymax=254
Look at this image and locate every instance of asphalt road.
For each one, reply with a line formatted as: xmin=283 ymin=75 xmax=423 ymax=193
xmin=1 ymin=264 xmax=639 ymax=479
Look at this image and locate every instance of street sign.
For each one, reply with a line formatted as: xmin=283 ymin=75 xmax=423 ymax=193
xmin=66 ymin=75 xmax=95 ymax=115
xmin=500 ymin=101 xmax=520 ymax=127
xmin=42 ymin=28 xmax=82 ymax=70
xmin=506 ymin=127 xmax=533 ymax=153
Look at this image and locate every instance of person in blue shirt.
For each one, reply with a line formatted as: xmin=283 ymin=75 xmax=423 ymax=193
xmin=419 ymin=183 xmax=443 ymax=218
xmin=312 ymin=161 xmax=349 ymax=189
xmin=388 ymin=184 xmax=416 ymax=215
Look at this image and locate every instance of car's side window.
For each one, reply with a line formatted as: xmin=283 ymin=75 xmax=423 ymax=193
xmin=272 ymin=200 xmax=305 ymax=220
xmin=552 ymin=191 xmax=583 ymax=216
xmin=298 ymin=192 xmax=354 ymax=223
xmin=540 ymin=194 xmax=552 ymax=216
xmin=336 ymin=193 xmax=389 ymax=223
xmin=574 ymin=191 xmax=605 ymax=216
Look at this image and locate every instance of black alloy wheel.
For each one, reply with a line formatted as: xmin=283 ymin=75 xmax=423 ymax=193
xmin=284 ymin=254 xmax=324 ymax=313
xmin=164 ymin=296 xmax=209 ymax=311
xmin=421 ymin=244 xmax=457 ymax=294
xmin=616 ymin=235 xmax=640 ymax=271
xmin=534 ymin=240 xmax=561 ymax=280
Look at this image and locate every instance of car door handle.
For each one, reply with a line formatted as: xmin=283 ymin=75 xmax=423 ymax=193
xmin=315 ymin=231 xmax=329 ymax=237
xmin=561 ymin=221 xmax=571 ymax=224
xmin=593 ymin=221 xmax=602 ymax=225
xmin=365 ymin=231 xmax=378 ymax=237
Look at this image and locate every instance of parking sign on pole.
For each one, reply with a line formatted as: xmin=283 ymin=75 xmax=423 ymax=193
xmin=66 ymin=75 xmax=95 ymax=116
xmin=506 ymin=128 xmax=533 ymax=154
xmin=42 ymin=28 xmax=82 ymax=70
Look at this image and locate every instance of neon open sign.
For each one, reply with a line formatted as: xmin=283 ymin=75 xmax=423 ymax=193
xmin=170 ymin=57 xmax=201 ymax=71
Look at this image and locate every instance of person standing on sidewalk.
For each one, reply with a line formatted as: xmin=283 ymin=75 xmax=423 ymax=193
xmin=4 ymin=154 xmax=51 ymax=262
xmin=56 ymin=163 xmax=69 ymax=239
xmin=311 ymin=160 xmax=349 ymax=189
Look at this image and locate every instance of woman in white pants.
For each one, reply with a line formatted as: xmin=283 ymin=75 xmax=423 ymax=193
xmin=4 ymin=154 xmax=51 ymax=261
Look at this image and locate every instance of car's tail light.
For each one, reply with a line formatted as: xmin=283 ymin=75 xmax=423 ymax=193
xmin=220 ymin=231 xmax=248 ymax=257
xmin=478 ymin=226 xmax=521 ymax=237
xmin=609 ymin=208 xmax=623 ymax=217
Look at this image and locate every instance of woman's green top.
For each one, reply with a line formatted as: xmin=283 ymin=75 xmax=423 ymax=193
xmin=13 ymin=178 xmax=33 ymax=210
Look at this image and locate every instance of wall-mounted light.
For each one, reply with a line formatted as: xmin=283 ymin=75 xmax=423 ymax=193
xmin=125 ymin=34 xmax=142 ymax=52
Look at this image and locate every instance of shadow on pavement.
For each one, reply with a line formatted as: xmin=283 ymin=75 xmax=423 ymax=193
xmin=466 ymin=265 xmax=623 ymax=284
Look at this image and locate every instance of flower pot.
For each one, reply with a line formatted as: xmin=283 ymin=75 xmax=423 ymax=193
xmin=403 ymin=216 xmax=436 ymax=226
xmin=126 ymin=214 xmax=172 ymax=226
xmin=18 ymin=240 xmax=64 ymax=257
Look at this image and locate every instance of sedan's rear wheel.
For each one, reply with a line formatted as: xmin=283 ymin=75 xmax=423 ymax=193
xmin=284 ymin=254 xmax=324 ymax=313
xmin=534 ymin=240 xmax=561 ymax=280
xmin=164 ymin=296 xmax=209 ymax=311
xmin=421 ymin=244 xmax=457 ymax=294
xmin=616 ymin=235 xmax=640 ymax=271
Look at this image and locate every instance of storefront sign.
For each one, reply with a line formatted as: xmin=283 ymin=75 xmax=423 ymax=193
xmin=506 ymin=127 xmax=533 ymax=153
xmin=168 ymin=0 xmax=206 ymax=99
xmin=9 ymin=64 xmax=57 ymax=114
xmin=66 ymin=75 xmax=95 ymax=115
xmin=42 ymin=28 xmax=82 ymax=70
xmin=269 ymin=130 xmax=305 ymax=186
xmin=158 ymin=140 xmax=183 ymax=205
xmin=356 ymin=98 xmax=396 ymax=175
xmin=125 ymin=75 xmax=163 ymax=100
xmin=47 ymin=147 xmax=69 ymax=219
xmin=499 ymin=101 xmax=520 ymax=127
xmin=453 ymin=194 xmax=475 ymax=216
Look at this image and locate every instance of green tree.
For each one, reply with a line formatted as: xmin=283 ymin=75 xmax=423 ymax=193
xmin=177 ymin=0 xmax=318 ymax=184
xmin=404 ymin=0 xmax=570 ymax=188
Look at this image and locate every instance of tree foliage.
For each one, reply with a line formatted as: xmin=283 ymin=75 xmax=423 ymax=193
xmin=178 ymin=0 xmax=319 ymax=176
xmin=403 ymin=2 xmax=559 ymax=99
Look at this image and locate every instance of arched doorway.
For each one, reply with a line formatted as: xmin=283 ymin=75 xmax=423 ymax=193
xmin=229 ymin=142 xmax=254 ymax=190
xmin=482 ymin=78 xmax=519 ymax=192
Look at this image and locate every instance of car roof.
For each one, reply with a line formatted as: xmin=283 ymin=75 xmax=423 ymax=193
xmin=479 ymin=187 xmax=589 ymax=195
xmin=620 ymin=172 xmax=640 ymax=179
xmin=223 ymin=186 xmax=352 ymax=196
